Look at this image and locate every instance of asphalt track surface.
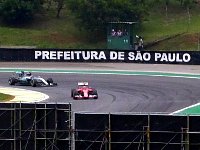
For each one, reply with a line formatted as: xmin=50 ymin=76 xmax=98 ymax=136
xmin=1 ymin=62 xmax=200 ymax=114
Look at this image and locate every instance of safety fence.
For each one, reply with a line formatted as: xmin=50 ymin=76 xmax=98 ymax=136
xmin=75 ymin=113 xmax=200 ymax=150
xmin=1 ymin=103 xmax=200 ymax=150
xmin=0 ymin=103 xmax=72 ymax=150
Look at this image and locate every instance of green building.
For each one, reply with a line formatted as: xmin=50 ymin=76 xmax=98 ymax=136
xmin=107 ymin=22 xmax=138 ymax=50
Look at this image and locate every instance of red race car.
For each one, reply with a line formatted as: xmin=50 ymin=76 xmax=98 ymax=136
xmin=71 ymin=82 xmax=98 ymax=100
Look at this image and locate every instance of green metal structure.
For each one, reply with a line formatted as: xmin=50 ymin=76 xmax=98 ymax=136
xmin=107 ymin=22 xmax=138 ymax=50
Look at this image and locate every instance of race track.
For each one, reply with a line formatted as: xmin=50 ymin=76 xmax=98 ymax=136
xmin=1 ymin=62 xmax=200 ymax=114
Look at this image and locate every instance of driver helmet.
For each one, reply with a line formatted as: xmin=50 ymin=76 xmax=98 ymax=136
xmin=19 ymin=71 xmax=24 ymax=77
xmin=26 ymin=72 xmax=32 ymax=76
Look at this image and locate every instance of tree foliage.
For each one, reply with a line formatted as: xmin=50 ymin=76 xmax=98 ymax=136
xmin=182 ymin=0 xmax=194 ymax=8
xmin=0 ymin=0 xmax=39 ymax=24
xmin=68 ymin=0 xmax=149 ymax=31
xmin=45 ymin=0 xmax=66 ymax=18
xmin=55 ymin=0 xmax=65 ymax=18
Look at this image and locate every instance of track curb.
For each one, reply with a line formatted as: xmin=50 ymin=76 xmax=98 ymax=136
xmin=0 ymin=87 xmax=49 ymax=103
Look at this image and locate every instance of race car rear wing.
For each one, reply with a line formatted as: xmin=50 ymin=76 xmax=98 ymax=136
xmin=78 ymin=82 xmax=89 ymax=86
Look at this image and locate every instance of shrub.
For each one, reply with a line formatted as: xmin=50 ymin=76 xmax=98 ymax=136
xmin=0 ymin=0 xmax=34 ymax=24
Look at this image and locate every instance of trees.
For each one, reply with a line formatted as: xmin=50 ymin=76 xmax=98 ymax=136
xmin=181 ymin=0 xmax=194 ymax=31
xmin=45 ymin=0 xmax=66 ymax=18
xmin=55 ymin=0 xmax=65 ymax=18
xmin=68 ymin=0 xmax=149 ymax=31
xmin=0 ymin=0 xmax=196 ymax=32
xmin=0 ymin=0 xmax=40 ymax=24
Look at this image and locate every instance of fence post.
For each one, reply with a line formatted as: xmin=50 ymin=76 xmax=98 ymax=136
xmin=146 ymin=114 xmax=150 ymax=150
xmin=186 ymin=115 xmax=190 ymax=150
xmin=109 ymin=113 xmax=111 ymax=150
xmin=181 ymin=127 xmax=189 ymax=150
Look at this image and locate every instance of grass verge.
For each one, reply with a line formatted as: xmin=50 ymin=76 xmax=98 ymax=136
xmin=0 ymin=93 xmax=14 ymax=102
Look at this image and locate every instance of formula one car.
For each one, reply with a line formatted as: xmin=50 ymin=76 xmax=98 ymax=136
xmin=71 ymin=82 xmax=98 ymax=100
xmin=8 ymin=71 xmax=57 ymax=87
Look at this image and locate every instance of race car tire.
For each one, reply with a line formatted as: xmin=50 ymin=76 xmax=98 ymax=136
xmin=71 ymin=89 xmax=75 ymax=97
xmin=30 ymin=79 xmax=37 ymax=87
xmin=8 ymin=77 xmax=16 ymax=85
xmin=73 ymin=91 xmax=79 ymax=100
xmin=47 ymin=78 xmax=53 ymax=85
xmin=93 ymin=90 xmax=98 ymax=99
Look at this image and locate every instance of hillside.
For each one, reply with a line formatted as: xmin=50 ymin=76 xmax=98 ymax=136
xmin=0 ymin=2 xmax=200 ymax=50
xmin=141 ymin=3 xmax=200 ymax=51
xmin=0 ymin=8 xmax=107 ymax=49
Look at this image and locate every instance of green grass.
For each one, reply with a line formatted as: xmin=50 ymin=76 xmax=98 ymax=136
xmin=0 ymin=4 xmax=200 ymax=50
xmin=141 ymin=4 xmax=200 ymax=50
xmin=0 ymin=9 xmax=106 ymax=49
xmin=0 ymin=93 xmax=14 ymax=101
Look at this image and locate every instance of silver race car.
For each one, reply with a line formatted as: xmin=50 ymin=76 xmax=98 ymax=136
xmin=8 ymin=71 xmax=57 ymax=87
